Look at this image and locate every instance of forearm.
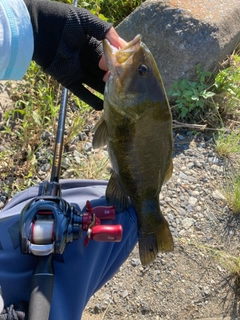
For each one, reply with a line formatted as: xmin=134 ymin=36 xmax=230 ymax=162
xmin=23 ymin=0 xmax=112 ymax=69
xmin=0 ymin=0 xmax=114 ymax=109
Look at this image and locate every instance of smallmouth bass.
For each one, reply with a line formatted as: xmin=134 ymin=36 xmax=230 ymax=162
xmin=93 ymin=35 xmax=174 ymax=265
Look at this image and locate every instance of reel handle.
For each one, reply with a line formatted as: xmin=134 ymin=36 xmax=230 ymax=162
xmin=87 ymin=224 xmax=123 ymax=243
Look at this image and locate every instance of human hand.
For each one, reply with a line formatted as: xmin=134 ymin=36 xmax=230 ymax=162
xmin=99 ymin=27 xmax=127 ymax=82
xmin=24 ymin=0 xmax=126 ymax=110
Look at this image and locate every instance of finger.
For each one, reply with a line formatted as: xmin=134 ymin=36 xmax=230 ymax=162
xmin=99 ymin=55 xmax=108 ymax=71
xmin=102 ymin=71 xmax=110 ymax=82
xmin=105 ymin=27 xmax=127 ymax=49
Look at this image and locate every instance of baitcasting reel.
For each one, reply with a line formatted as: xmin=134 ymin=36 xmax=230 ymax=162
xmin=19 ymin=196 xmax=122 ymax=257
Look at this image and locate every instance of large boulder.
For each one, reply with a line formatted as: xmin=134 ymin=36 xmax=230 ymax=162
xmin=116 ymin=0 xmax=240 ymax=96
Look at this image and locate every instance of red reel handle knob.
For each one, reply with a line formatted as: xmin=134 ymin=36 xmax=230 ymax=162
xmin=90 ymin=225 xmax=122 ymax=242
xmin=92 ymin=206 xmax=115 ymax=220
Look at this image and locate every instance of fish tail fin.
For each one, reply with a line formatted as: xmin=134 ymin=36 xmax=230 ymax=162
xmin=139 ymin=218 xmax=174 ymax=266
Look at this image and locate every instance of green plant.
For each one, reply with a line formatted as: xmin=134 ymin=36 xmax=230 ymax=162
xmin=169 ymin=64 xmax=215 ymax=121
xmin=58 ymin=0 xmax=145 ymax=24
xmin=213 ymin=54 xmax=240 ymax=115
xmin=208 ymin=247 xmax=240 ymax=287
xmin=214 ymin=55 xmax=240 ymax=96
xmin=4 ymin=63 xmax=60 ymax=150
xmin=0 ymin=61 xmax=94 ymax=195
xmin=100 ymin=0 xmax=145 ymax=24
xmin=224 ymin=173 xmax=240 ymax=214
xmin=214 ymin=130 xmax=240 ymax=157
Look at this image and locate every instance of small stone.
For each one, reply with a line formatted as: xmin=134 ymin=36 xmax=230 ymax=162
xmin=121 ymin=290 xmax=128 ymax=298
xmin=203 ymin=286 xmax=210 ymax=295
xmin=182 ymin=217 xmax=195 ymax=229
xmin=194 ymin=160 xmax=202 ymax=168
xmin=208 ymin=156 xmax=219 ymax=164
xmin=68 ymin=144 xmax=76 ymax=152
xmin=40 ymin=163 xmax=51 ymax=172
xmin=131 ymin=258 xmax=140 ymax=267
xmin=179 ymin=171 xmax=188 ymax=180
xmin=212 ymin=190 xmax=226 ymax=200
xmin=188 ymin=196 xmax=198 ymax=206
xmin=191 ymin=190 xmax=200 ymax=196
xmin=217 ymin=265 xmax=225 ymax=272
xmin=178 ymin=208 xmax=186 ymax=216
xmin=187 ymin=162 xmax=194 ymax=169
xmin=177 ymin=134 xmax=185 ymax=140
xmin=73 ymin=150 xmax=82 ymax=164
xmin=41 ymin=130 xmax=53 ymax=140
xmin=79 ymin=132 xmax=87 ymax=141
xmin=61 ymin=157 xmax=71 ymax=169
xmin=84 ymin=142 xmax=92 ymax=152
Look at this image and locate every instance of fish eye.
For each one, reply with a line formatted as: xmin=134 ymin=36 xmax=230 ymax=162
xmin=138 ymin=64 xmax=149 ymax=76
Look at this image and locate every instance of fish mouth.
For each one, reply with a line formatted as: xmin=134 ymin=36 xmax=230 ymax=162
xmin=103 ymin=34 xmax=142 ymax=74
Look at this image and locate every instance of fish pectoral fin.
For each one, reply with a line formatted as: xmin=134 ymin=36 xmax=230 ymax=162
xmin=163 ymin=159 xmax=173 ymax=185
xmin=106 ymin=173 xmax=129 ymax=212
xmin=92 ymin=117 xmax=108 ymax=149
xmin=139 ymin=217 xmax=174 ymax=266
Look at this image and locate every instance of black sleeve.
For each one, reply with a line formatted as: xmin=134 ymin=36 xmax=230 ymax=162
xmin=23 ymin=0 xmax=113 ymax=110
xmin=24 ymin=0 xmax=112 ymax=69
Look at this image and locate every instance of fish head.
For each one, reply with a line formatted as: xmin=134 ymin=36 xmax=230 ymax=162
xmin=103 ymin=34 xmax=167 ymax=111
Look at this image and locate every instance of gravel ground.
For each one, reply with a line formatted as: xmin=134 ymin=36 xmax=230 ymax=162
xmin=82 ymin=132 xmax=240 ymax=320
xmin=1 ymin=82 xmax=240 ymax=320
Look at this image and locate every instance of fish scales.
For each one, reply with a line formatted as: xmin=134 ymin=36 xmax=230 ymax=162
xmin=93 ymin=35 xmax=174 ymax=265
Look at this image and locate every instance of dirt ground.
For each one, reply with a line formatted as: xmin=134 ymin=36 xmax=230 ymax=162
xmin=82 ymin=132 xmax=240 ymax=320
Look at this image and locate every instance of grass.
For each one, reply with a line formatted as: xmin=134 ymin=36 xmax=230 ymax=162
xmin=168 ymin=64 xmax=215 ymax=122
xmin=0 ymin=0 xmax=145 ymax=195
xmin=214 ymin=130 xmax=240 ymax=157
xmin=211 ymin=54 xmax=240 ymax=215
xmin=169 ymin=50 xmax=240 ymax=215
xmin=0 ymin=61 xmax=108 ymax=194
xmin=59 ymin=0 xmax=145 ymax=25
xmin=223 ymin=172 xmax=240 ymax=214
xmin=198 ymin=243 xmax=240 ymax=289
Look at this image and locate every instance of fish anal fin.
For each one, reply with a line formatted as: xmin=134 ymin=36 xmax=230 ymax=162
xmin=163 ymin=159 xmax=173 ymax=185
xmin=92 ymin=118 xmax=108 ymax=149
xmin=139 ymin=218 xmax=174 ymax=266
xmin=106 ymin=173 xmax=129 ymax=212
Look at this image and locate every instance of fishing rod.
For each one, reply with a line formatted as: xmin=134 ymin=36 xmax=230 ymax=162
xmin=19 ymin=89 xmax=122 ymax=320
xmin=18 ymin=1 xmax=122 ymax=319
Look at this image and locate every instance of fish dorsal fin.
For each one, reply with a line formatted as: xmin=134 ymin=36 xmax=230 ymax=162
xmin=92 ymin=117 xmax=108 ymax=149
xmin=106 ymin=173 xmax=130 ymax=212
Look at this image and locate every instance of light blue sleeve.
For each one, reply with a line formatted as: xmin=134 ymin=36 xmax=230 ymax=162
xmin=0 ymin=0 xmax=34 ymax=80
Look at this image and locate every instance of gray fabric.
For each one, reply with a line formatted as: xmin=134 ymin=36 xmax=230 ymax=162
xmin=0 ymin=179 xmax=138 ymax=320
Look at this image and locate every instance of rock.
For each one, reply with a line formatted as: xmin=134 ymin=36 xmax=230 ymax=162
xmin=121 ymin=290 xmax=129 ymax=298
xmin=212 ymin=189 xmax=226 ymax=200
xmin=73 ymin=150 xmax=82 ymax=164
xmin=131 ymin=258 xmax=140 ymax=267
xmin=41 ymin=130 xmax=53 ymax=140
xmin=188 ymin=196 xmax=198 ymax=206
xmin=84 ymin=142 xmax=92 ymax=152
xmin=40 ymin=163 xmax=51 ymax=172
xmin=182 ymin=217 xmax=195 ymax=229
xmin=68 ymin=144 xmax=76 ymax=152
xmin=0 ymin=145 xmax=6 ymax=152
xmin=116 ymin=0 xmax=240 ymax=97
xmin=179 ymin=171 xmax=189 ymax=180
